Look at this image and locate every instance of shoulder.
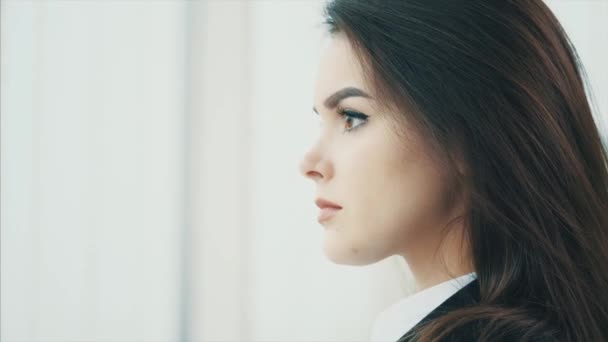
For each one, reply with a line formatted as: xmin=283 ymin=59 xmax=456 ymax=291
xmin=397 ymin=280 xmax=560 ymax=342
xmin=426 ymin=319 xmax=559 ymax=342
xmin=401 ymin=316 xmax=559 ymax=342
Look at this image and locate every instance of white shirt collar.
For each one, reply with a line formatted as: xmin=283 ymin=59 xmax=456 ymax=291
xmin=369 ymin=272 xmax=477 ymax=342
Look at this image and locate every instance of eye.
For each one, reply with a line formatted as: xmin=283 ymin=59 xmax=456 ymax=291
xmin=337 ymin=105 xmax=369 ymax=133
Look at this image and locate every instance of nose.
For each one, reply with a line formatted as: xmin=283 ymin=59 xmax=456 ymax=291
xmin=299 ymin=147 xmax=329 ymax=182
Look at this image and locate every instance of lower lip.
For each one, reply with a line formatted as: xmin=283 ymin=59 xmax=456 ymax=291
xmin=318 ymin=207 xmax=341 ymax=223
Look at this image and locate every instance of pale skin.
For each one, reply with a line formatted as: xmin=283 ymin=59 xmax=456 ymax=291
xmin=298 ymin=33 xmax=474 ymax=292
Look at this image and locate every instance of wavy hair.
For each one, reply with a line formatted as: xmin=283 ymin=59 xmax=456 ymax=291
xmin=321 ymin=0 xmax=608 ymax=340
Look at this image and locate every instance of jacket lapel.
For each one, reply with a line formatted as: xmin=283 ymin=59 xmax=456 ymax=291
xmin=396 ymin=279 xmax=480 ymax=342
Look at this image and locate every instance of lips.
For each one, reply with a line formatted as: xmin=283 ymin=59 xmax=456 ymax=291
xmin=315 ymin=198 xmax=342 ymax=223
xmin=315 ymin=198 xmax=342 ymax=209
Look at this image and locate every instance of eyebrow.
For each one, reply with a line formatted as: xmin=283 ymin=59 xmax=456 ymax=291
xmin=312 ymin=86 xmax=373 ymax=114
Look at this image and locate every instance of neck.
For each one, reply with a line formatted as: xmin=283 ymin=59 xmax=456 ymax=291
xmin=399 ymin=221 xmax=474 ymax=293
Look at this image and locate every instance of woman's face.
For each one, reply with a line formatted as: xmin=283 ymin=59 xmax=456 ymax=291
xmin=299 ymin=34 xmax=461 ymax=266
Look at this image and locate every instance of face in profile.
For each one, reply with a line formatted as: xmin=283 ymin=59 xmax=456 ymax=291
xmin=299 ymin=33 xmax=463 ymax=266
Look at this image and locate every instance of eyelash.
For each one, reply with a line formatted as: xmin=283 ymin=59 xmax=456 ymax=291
xmin=336 ymin=105 xmax=369 ymax=133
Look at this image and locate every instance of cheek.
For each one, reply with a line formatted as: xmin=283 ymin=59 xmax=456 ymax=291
xmin=349 ymin=149 xmax=448 ymax=248
xmin=329 ymin=119 xmax=450 ymax=253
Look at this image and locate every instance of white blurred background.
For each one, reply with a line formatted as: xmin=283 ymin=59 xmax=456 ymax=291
xmin=1 ymin=1 xmax=606 ymax=342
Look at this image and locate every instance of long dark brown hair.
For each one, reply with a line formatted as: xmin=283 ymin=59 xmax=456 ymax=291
xmin=321 ymin=0 xmax=608 ymax=340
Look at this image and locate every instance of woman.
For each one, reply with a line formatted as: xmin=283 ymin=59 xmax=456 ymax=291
xmin=298 ymin=0 xmax=608 ymax=341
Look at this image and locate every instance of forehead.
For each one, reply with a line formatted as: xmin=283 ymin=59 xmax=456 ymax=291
xmin=314 ymin=34 xmax=369 ymax=103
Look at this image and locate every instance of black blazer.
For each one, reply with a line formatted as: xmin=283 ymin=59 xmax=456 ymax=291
xmin=396 ymin=278 xmax=481 ymax=342
xmin=394 ymin=279 xmax=557 ymax=342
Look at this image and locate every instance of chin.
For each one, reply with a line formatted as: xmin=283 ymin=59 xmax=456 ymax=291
xmin=322 ymin=238 xmax=388 ymax=266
